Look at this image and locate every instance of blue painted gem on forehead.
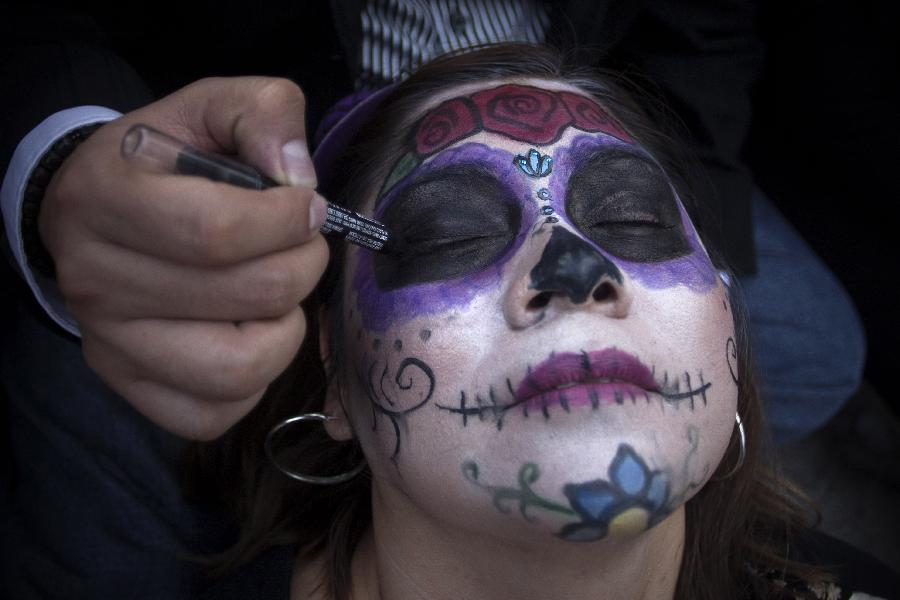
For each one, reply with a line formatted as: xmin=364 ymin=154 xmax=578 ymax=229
xmin=548 ymin=133 xmax=717 ymax=292
xmin=353 ymin=142 xmax=539 ymax=332
xmin=514 ymin=148 xmax=553 ymax=178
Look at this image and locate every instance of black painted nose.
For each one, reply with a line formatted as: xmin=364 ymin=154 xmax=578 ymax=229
xmin=529 ymin=227 xmax=623 ymax=304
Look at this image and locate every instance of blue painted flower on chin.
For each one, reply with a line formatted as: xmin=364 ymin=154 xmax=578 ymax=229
xmin=558 ymin=445 xmax=671 ymax=542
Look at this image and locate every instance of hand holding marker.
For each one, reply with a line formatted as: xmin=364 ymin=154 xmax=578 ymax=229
xmin=120 ymin=124 xmax=393 ymax=252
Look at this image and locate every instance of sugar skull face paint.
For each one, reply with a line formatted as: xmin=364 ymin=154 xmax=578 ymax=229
xmin=332 ymin=79 xmax=737 ymax=546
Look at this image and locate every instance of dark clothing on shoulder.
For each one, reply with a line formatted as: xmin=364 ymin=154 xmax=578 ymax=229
xmin=198 ymin=531 xmax=900 ymax=599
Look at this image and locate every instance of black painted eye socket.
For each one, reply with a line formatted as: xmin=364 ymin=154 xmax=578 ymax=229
xmin=565 ymin=150 xmax=692 ymax=262
xmin=374 ymin=166 xmax=521 ymax=290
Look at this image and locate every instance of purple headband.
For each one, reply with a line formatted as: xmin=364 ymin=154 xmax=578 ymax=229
xmin=312 ymin=84 xmax=399 ymax=196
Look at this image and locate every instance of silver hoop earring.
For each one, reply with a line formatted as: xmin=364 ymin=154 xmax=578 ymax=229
xmin=265 ymin=412 xmax=367 ymax=485
xmin=714 ymin=412 xmax=746 ymax=481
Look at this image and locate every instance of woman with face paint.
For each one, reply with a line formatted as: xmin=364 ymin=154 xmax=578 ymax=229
xmin=192 ymin=45 xmax=897 ymax=600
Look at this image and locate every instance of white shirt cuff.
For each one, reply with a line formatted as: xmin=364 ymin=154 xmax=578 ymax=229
xmin=1 ymin=106 xmax=122 ymax=337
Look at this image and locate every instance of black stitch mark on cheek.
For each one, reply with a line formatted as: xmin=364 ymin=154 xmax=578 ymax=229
xmin=394 ymin=339 xmax=403 ymax=351
xmin=419 ymin=329 xmax=432 ymax=342
xmin=726 ymin=337 xmax=739 ymax=385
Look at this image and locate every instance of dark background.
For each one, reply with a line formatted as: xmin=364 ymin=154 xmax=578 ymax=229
xmin=748 ymin=0 xmax=899 ymax=401
xmin=2 ymin=0 xmax=898 ymax=580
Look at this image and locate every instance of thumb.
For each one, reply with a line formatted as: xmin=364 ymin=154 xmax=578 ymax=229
xmin=175 ymin=76 xmax=317 ymax=187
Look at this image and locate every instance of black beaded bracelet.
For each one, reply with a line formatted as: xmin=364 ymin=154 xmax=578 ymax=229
xmin=21 ymin=122 xmax=104 ymax=278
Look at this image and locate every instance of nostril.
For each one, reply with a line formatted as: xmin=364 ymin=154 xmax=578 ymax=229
xmin=527 ymin=290 xmax=553 ymax=311
xmin=592 ymin=282 xmax=616 ymax=302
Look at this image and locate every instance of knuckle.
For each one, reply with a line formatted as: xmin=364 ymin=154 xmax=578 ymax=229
xmin=254 ymin=77 xmax=306 ymax=110
xmin=215 ymin=344 xmax=266 ymax=398
xmin=187 ymin=207 xmax=241 ymax=264
xmin=249 ymin=265 xmax=301 ymax=315
xmin=55 ymin=259 xmax=97 ymax=304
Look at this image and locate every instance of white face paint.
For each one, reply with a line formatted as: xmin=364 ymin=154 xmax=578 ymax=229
xmin=329 ymin=79 xmax=738 ymax=546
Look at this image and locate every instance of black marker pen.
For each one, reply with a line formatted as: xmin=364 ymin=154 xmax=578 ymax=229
xmin=121 ymin=124 xmax=392 ymax=253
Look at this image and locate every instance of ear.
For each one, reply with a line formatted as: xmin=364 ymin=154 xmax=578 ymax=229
xmin=319 ymin=305 xmax=355 ymax=442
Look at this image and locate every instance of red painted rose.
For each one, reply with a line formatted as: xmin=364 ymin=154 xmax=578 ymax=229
xmin=414 ymin=97 xmax=480 ymax=155
xmin=559 ymin=91 xmax=630 ymax=141
xmin=472 ymin=84 xmax=574 ymax=145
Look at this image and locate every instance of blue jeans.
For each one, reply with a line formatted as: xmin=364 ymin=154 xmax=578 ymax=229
xmin=739 ymin=188 xmax=866 ymax=444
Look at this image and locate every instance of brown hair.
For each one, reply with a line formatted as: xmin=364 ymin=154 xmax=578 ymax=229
xmin=186 ymin=44 xmax=831 ymax=599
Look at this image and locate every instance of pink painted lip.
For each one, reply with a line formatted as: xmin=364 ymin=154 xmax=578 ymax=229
xmin=514 ymin=349 xmax=661 ymax=412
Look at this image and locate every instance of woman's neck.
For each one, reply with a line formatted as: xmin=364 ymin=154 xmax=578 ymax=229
xmin=294 ymin=482 xmax=685 ymax=600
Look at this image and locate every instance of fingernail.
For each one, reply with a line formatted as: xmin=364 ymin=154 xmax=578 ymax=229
xmin=281 ymin=139 xmax=318 ymax=187
xmin=309 ymin=194 xmax=327 ymax=234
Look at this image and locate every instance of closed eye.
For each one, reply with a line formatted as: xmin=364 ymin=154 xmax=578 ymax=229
xmin=565 ymin=149 xmax=691 ymax=262
xmin=374 ymin=165 xmax=521 ymax=288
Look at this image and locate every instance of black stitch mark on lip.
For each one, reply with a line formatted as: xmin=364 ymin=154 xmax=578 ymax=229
xmin=439 ymin=379 xmax=715 ymax=426
xmin=438 ymin=365 xmax=713 ymax=428
xmin=580 ymin=350 xmax=591 ymax=374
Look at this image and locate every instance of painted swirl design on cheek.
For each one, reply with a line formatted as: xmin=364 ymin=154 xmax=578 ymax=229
xmin=357 ymin=353 xmax=435 ymax=462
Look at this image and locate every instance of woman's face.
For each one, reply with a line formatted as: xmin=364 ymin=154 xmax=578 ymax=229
xmin=331 ymin=79 xmax=738 ymax=544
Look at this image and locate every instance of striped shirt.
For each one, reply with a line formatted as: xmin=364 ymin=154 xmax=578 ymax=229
xmin=359 ymin=0 xmax=551 ymax=87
